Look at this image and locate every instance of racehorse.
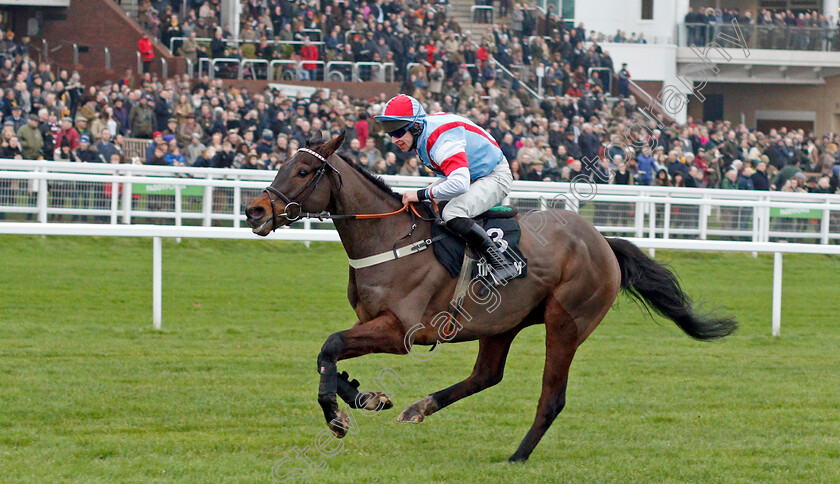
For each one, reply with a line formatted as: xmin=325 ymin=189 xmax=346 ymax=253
xmin=244 ymin=133 xmax=737 ymax=462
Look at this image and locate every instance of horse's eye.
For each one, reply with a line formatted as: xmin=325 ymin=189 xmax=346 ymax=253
xmin=298 ymin=169 xmax=309 ymax=177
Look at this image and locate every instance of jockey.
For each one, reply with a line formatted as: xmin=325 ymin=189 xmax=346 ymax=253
xmin=374 ymin=94 xmax=520 ymax=286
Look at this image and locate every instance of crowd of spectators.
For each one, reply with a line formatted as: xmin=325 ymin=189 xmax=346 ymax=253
xmin=685 ymin=7 xmax=840 ymax=50
xmin=134 ymin=0 xmax=627 ymax=92
xmin=1 ymin=22 xmax=840 ymax=200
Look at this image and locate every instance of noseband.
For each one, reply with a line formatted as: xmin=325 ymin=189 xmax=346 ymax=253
xmin=262 ymin=147 xmax=339 ymax=229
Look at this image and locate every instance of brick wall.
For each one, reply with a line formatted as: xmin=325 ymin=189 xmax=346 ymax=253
xmin=39 ymin=0 xmax=172 ymax=83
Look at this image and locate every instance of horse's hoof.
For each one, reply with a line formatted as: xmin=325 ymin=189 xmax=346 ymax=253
xmin=397 ymin=396 xmax=436 ymax=423
xmin=508 ymin=454 xmax=528 ymax=463
xmin=397 ymin=406 xmax=425 ymax=423
xmin=355 ymin=391 xmax=393 ymax=411
xmin=327 ymin=409 xmax=350 ymax=438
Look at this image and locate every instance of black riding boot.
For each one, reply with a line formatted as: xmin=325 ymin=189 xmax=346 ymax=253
xmin=446 ymin=217 xmax=520 ymax=286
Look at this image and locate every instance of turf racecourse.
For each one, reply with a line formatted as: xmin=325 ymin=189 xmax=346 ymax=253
xmin=1 ymin=235 xmax=839 ymax=483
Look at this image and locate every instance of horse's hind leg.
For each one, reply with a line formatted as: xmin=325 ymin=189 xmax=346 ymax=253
xmin=508 ymin=296 xmax=580 ymax=463
xmin=398 ymin=324 xmax=524 ymax=423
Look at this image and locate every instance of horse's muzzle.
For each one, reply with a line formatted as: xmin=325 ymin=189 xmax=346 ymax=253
xmin=245 ymin=201 xmax=274 ymax=236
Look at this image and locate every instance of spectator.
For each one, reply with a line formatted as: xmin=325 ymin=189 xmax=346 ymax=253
xmin=129 ymin=95 xmax=155 ymax=139
xmin=76 ymin=135 xmax=100 ymax=163
xmin=211 ymin=139 xmax=235 ymax=167
xmin=148 ymin=142 xmax=167 ymax=165
xmin=0 ymin=133 xmax=23 ymax=158
xmin=178 ymin=113 xmax=204 ymax=145
xmin=636 ymin=145 xmax=655 ymax=185
xmin=359 ymin=137 xmax=381 ymax=168
xmin=184 ymin=133 xmax=206 ymax=166
xmin=165 ymin=139 xmax=185 ymax=166
xmin=54 ymin=116 xmax=81 ymax=151
xmin=95 ymin=128 xmax=119 ymax=163
xmin=399 ymin=156 xmax=421 ymax=176
xmin=751 ymin=160 xmax=771 ymax=190
xmin=355 ymin=111 xmax=369 ymax=148
xmin=146 ymin=131 xmax=165 ymax=162
xmin=138 ymin=34 xmax=155 ymax=74
xmin=686 ymin=165 xmax=707 ymax=188
xmin=299 ymin=37 xmax=319 ymax=80
xmin=618 ymin=63 xmax=631 ymax=98
xmin=654 ymin=168 xmax=671 ymax=186
xmin=154 ymin=89 xmax=173 ymax=132
xmin=17 ymin=114 xmax=43 ymax=160
xmin=6 ymin=105 xmax=26 ymax=131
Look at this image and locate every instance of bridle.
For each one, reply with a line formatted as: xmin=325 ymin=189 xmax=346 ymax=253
xmin=263 ymin=148 xmax=338 ymax=227
xmin=261 ymin=147 xmax=432 ymax=232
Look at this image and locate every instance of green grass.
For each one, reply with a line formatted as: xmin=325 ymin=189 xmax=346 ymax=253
xmin=1 ymin=235 xmax=839 ymax=483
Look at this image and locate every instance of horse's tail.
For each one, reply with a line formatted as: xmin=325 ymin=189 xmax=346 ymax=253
xmin=606 ymin=237 xmax=738 ymax=340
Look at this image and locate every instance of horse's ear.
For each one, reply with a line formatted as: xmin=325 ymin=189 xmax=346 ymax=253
xmin=320 ymin=131 xmax=346 ymax=157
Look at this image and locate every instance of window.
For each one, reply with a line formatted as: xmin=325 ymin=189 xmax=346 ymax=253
xmin=641 ymin=0 xmax=654 ymax=20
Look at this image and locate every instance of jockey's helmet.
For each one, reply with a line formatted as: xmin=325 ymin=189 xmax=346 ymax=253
xmin=374 ymin=94 xmax=426 ymax=137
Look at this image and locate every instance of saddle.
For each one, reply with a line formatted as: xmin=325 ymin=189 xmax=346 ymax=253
xmin=425 ymin=202 xmax=528 ymax=280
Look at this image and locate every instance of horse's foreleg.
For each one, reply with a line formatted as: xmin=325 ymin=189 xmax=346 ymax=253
xmin=509 ymin=297 xmax=579 ymax=463
xmin=335 ymin=370 xmax=395 ymax=412
xmin=397 ymin=326 xmax=522 ymax=423
xmin=317 ymin=312 xmax=407 ymax=437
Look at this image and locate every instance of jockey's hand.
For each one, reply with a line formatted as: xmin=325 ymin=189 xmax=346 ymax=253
xmin=402 ymin=190 xmax=420 ymax=205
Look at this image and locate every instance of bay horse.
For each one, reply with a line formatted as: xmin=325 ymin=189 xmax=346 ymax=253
xmin=244 ymin=133 xmax=737 ymax=462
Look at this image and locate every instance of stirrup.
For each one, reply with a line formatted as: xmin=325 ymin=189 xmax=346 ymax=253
xmin=474 ymin=247 xmax=519 ymax=295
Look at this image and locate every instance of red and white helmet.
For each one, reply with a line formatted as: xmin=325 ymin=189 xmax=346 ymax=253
xmin=374 ymin=94 xmax=426 ymax=134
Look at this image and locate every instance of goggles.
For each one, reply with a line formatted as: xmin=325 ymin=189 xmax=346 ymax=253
xmin=388 ymin=125 xmax=409 ymax=138
xmin=379 ymin=118 xmax=416 ymax=139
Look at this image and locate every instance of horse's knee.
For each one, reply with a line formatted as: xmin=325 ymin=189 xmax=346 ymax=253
xmin=543 ymin=393 xmax=566 ymax=419
xmin=317 ymin=332 xmax=344 ymax=367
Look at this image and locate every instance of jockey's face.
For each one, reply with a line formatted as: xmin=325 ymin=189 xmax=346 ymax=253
xmin=391 ymin=130 xmax=414 ymax=152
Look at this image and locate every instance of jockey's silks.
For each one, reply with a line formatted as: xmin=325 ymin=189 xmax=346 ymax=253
xmin=415 ymin=113 xmax=505 ymax=180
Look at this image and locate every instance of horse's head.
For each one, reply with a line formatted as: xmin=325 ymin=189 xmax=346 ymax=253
xmin=245 ymin=132 xmax=345 ymax=236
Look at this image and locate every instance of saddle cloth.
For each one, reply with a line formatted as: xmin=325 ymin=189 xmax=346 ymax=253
xmin=430 ymin=205 xmax=528 ymax=280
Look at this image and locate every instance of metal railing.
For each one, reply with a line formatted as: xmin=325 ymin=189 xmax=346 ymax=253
xmin=626 ymin=77 xmax=677 ymax=122
xmin=267 ymin=59 xmax=325 ymax=81
xmin=208 ymin=58 xmax=243 ymax=80
xmin=169 ymin=36 xmax=325 ymax=55
xmin=302 ymin=28 xmax=322 ymax=42
xmin=198 ymin=57 xmax=212 ymax=77
xmin=3 ymin=160 xmax=840 ymax=247
xmin=470 ymin=5 xmax=494 ymax=25
xmin=353 ymin=62 xmax=394 ymax=82
xmin=681 ymin=22 xmax=839 ymax=51
xmin=490 ymin=58 xmax=542 ymax=100
xmin=587 ymin=67 xmax=613 ymax=93
xmin=240 ymin=58 xmax=270 ymax=80
xmin=326 ymin=61 xmax=353 ymax=82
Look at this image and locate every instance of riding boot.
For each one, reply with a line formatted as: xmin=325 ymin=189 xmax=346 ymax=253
xmin=446 ymin=217 xmax=520 ymax=287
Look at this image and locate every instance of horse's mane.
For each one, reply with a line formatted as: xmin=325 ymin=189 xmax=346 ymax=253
xmin=337 ymin=152 xmax=402 ymax=201
xmin=305 ymin=135 xmax=402 ymax=202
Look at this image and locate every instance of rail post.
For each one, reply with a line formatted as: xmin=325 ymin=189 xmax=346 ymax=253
xmin=153 ymin=236 xmax=162 ymax=330
xmin=772 ymin=251 xmax=782 ymax=336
